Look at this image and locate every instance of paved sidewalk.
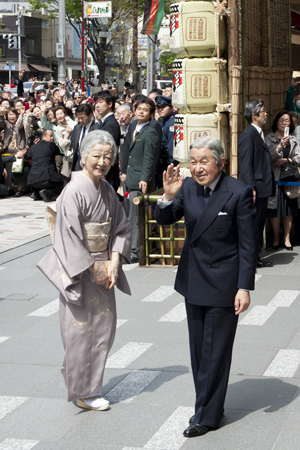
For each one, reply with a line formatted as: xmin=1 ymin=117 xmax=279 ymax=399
xmin=1 ymin=199 xmax=300 ymax=449
xmin=0 ymin=197 xmax=54 ymax=251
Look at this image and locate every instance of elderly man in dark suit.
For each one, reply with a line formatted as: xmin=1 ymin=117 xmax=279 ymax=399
xmin=239 ymin=99 xmax=275 ymax=267
xmin=71 ymin=103 xmax=95 ymax=171
xmin=155 ymin=137 xmax=256 ymax=438
xmin=90 ymin=91 xmax=120 ymax=192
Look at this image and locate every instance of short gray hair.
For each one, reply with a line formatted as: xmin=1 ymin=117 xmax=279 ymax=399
xmin=116 ymin=103 xmax=132 ymax=113
xmin=189 ymin=137 xmax=224 ymax=163
xmin=80 ymin=130 xmax=117 ymax=167
xmin=244 ymin=99 xmax=264 ymax=124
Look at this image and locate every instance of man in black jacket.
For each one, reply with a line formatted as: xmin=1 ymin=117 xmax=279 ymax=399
xmin=71 ymin=103 xmax=95 ymax=171
xmin=23 ymin=130 xmax=63 ymax=202
xmin=91 ymin=91 xmax=120 ymax=191
xmin=239 ymin=99 xmax=275 ymax=267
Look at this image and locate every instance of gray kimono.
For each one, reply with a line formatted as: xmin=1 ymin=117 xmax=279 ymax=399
xmin=38 ymin=172 xmax=131 ymax=401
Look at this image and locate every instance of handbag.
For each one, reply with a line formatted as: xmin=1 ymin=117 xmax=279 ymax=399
xmin=284 ymin=185 xmax=300 ymax=199
xmin=11 ymin=158 xmax=24 ymax=174
xmin=279 ymin=162 xmax=300 ymax=182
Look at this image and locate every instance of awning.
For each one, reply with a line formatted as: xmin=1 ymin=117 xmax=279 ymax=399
xmin=29 ymin=64 xmax=54 ymax=73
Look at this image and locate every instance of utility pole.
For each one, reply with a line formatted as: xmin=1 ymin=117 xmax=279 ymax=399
xmin=147 ymin=35 xmax=155 ymax=94
xmin=17 ymin=8 xmax=21 ymax=71
xmin=132 ymin=0 xmax=139 ymax=89
xmin=58 ymin=0 xmax=66 ymax=82
xmin=81 ymin=0 xmax=85 ymax=92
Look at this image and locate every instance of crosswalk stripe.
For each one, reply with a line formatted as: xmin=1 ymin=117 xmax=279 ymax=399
xmin=268 ymin=290 xmax=300 ymax=307
xmin=123 ymin=263 xmax=139 ymax=271
xmin=106 ymin=370 xmax=161 ymax=404
xmin=239 ymin=306 xmax=277 ymax=326
xmin=28 ymin=299 xmax=59 ymax=317
xmin=0 ymin=439 xmax=39 ymax=449
xmin=0 ymin=267 xmax=6 ymax=271
xmin=0 ymin=396 xmax=29 ymax=420
xmin=143 ymin=406 xmax=194 ymax=450
xmin=158 ymin=303 xmax=186 ymax=323
xmin=263 ymin=349 xmax=300 ymax=377
xmin=240 ymin=290 xmax=300 ymax=326
xmin=106 ymin=342 xmax=153 ymax=369
xmin=117 ymin=319 xmax=128 ymax=328
xmin=255 ymin=274 xmax=261 ymax=282
xmin=0 ymin=337 xmax=9 ymax=344
xmin=141 ymin=286 xmax=175 ymax=302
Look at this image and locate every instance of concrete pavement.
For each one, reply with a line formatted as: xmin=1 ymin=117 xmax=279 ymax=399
xmin=1 ymin=197 xmax=300 ymax=449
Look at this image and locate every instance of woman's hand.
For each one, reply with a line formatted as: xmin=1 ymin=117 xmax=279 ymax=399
xmin=162 ymin=164 xmax=184 ymax=202
xmin=278 ymin=136 xmax=290 ymax=151
xmin=274 ymin=158 xmax=288 ymax=167
xmin=65 ymin=126 xmax=73 ymax=138
xmin=0 ymin=105 xmax=6 ymax=116
xmin=89 ymin=261 xmax=109 ymax=287
xmin=107 ymin=252 xmax=120 ymax=289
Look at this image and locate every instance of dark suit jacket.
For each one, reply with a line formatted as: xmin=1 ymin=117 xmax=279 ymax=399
xmin=91 ymin=114 xmax=121 ymax=191
xmin=23 ymin=140 xmax=62 ymax=186
xmin=121 ymin=118 xmax=162 ymax=174
xmin=125 ymin=123 xmax=159 ymax=192
xmin=155 ymin=173 xmax=256 ymax=307
xmin=239 ymin=124 xmax=275 ymax=198
xmin=70 ymin=119 xmax=95 ymax=171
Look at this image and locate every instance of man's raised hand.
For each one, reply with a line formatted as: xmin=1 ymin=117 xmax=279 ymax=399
xmin=163 ymin=164 xmax=184 ymax=202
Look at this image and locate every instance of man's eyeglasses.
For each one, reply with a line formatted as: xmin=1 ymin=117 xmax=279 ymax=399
xmin=259 ymin=109 xmax=267 ymax=114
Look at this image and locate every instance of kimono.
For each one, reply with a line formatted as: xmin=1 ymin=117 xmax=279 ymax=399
xmin=37 ymin=172 xmax=131 ymax=402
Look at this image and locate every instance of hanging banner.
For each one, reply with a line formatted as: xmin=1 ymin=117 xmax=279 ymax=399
xmin=141 ymin=0 xmax=165 ymax=35
xmin=84 ymin=2 xmax=112 ymax=18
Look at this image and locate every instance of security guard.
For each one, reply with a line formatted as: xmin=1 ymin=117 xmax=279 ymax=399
xmin=155 ymin=95 xmax=178 ymax=188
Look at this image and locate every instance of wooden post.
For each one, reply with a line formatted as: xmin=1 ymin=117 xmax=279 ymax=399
xmin=227 ymin=0 xmax=240 ymax=177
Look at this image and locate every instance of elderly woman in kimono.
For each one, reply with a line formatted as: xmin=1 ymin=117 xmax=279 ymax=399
xmin=38 ymin=130 xmax=131 ymax=411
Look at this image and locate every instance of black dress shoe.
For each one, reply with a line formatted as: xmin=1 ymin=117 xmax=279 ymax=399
xmin=183 ymin=424 xmax=210 ymax=438
xmin=272 ymin=244 xmax=280 ymax=250
xmin=257 ymin=259 xmax=273 ymax=268
xmin=189 ymin=415 xmax=195 ymax=424
xmin=30 ymin=192 xmax=42 ymax=201
xmin=14 ymin=190 xmax=22 ymax=197
xmin=39 ymin=189 xmax=52 ymax=202
xmin=283 ymin=244 xmax=293 ymax=251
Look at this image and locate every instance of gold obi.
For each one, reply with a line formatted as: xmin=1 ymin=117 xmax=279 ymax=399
xmin=46 ymin=206 xmax=111 ymax=252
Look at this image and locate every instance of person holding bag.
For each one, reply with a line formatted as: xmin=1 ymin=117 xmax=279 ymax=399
xmin=265 ymin=110 xmax=300 ymax=250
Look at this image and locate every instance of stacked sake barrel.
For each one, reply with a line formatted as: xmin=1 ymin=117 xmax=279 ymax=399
xmin=169 ymin=1 xmax=229 ymax=167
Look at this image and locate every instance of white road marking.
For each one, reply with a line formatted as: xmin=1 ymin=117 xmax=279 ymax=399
xmin=0 ymin=396 xmax=29 ymax=420
xmin=268 ymin=290 xmax=300 ymax=307
xmin=263 ymin=349 xmax=300 ymax=377
xmin=106 ymin=342 xmax=153 ymax=369
xmin=143 ymin=406 xmax=194 ymax=450
xmin=0 ymin=267 xmax=6 ymax=271
xmin=0 ymin=439 xmax=39 ymax=450
xmin=28 ymin=299 xmax=59 ymax=317
xmin=255 ymin=274 xmax=262 ymax=282
xmin=158 ymin=303 xmax=186 ymax=323
xmin=107 ymin=370 xmax=161 ymax=404
xmin=117 ymin=319 xmax=128 ymax=328
xmin=141 ymin=286 xmax=175 ymax=302
xmin=0 ymin=337 xmax=9 ymax=344
xmin=123 ymin=263 xmax=139 ymax=271
xmin=240 ymin=290 xmax=300 ymax=326
xmin=239 ymin=306 xmax=277 ymax=326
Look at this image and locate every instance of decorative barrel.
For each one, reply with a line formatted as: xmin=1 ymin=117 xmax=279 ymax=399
xmin=172 ymin=58 xmax=228 ymax=113
xmin=169 ymin=2 xmax=225 ymax=58
xmin=173 ymin=113 xmax=228 ymax=164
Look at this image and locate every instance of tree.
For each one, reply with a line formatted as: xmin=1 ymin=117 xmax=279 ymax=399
xmin=28 ymin=0 xmax=174 ymax=84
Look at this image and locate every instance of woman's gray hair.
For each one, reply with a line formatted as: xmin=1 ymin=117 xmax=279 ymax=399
xmin=189 ymin=137 xmax=224 ymax=163
xmin=244 ymin=99 xmax=264 ymax=124
xmin=80 ymin=130 xmax=117 ymax=167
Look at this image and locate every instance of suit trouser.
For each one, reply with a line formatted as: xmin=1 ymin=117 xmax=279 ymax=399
xmin=254 ymin=196 xmax=268 ymax=259
xmin=127 ymin=190 xmax=141 ymax=260
xmin=185 ymin=300 xmax=238 ymax=428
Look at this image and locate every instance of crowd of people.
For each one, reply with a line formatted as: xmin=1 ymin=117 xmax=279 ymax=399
xmin=2 ymin=69 xmax=299 ymax=438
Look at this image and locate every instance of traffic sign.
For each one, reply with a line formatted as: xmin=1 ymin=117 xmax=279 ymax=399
xmin=79 ymin=36 xmax=88 ymax=45
xmin=3 ymin=65 xmax=17 ymax=70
